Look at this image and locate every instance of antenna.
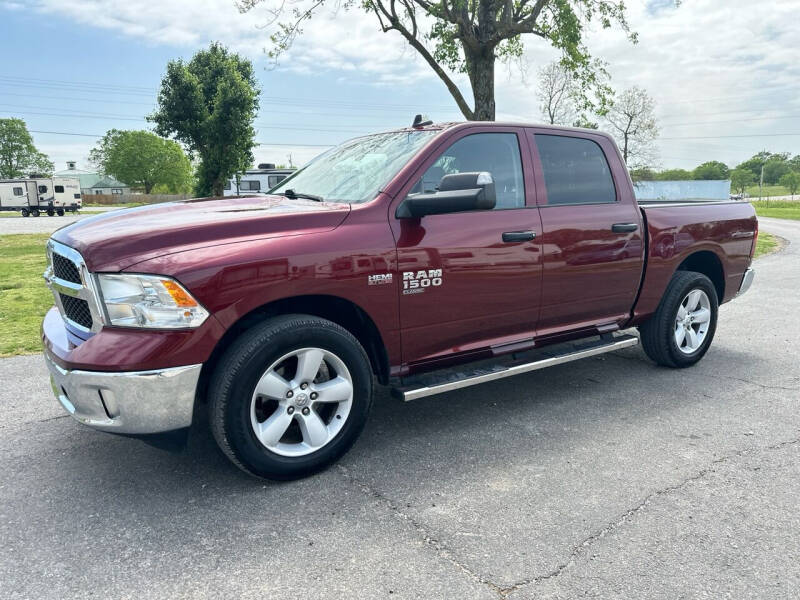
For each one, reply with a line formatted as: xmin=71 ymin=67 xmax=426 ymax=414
xmin=412 ymin=114 xmax=433 ymax=128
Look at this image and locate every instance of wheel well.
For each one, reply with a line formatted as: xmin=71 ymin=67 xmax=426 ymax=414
xmin=200 ymin=296 xmax=390 ymax=400
xmin=677 ymin=251 xmax=724 ymax=301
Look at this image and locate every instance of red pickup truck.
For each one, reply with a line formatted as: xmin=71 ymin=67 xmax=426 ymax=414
xmin=42 ymin=121 xmax=757 ymax=479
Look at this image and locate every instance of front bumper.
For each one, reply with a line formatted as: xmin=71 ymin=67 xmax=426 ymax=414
xmin=44 ymin=351 xmax=202 ymax=434
xmin=737 ymin=267 xmax=755 ymax=297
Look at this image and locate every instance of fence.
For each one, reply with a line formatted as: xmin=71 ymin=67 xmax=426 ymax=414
xmin=85 ymin=193 xmax=191 ymax=205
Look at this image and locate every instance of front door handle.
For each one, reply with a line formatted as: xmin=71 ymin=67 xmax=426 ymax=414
xmin=502 ymin=231 xmax=536 ymax=243
xmin=611 ymin=223 xmax=638 ymax=233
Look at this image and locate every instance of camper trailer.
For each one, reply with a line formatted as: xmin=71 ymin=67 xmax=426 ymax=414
xmin=0 ymin=180 xmax=37 ymax=215
xmin=51 ymin=177 xmax=82 ymax=214
xmin=0 ymin=177 xmax=81 ymax=216
xmin=223 ymin=164 xmax=296 ymax=197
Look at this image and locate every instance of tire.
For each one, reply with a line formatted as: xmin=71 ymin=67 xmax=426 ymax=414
xmin=47 ymin=208 xmax=55 ymax=217
xmin=209 ymin=314 xmax=373 ymax=480
xmin=31 ymin=208 xmax=40 ymax=217
xmin=639 ymin=271 xmax=718 ymax=368
xmin=56 ymin=209 xmax=64 ymax=216
xmin=20 ymin=208 xmax=29 ymax=217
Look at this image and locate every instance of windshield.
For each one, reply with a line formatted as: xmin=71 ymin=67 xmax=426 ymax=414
xmin=270 ymin=129 xmax=439 ymax=204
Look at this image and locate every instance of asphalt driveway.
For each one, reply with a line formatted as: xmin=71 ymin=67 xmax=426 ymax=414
xmin=1 ymin=218 xmax=798 ymax=599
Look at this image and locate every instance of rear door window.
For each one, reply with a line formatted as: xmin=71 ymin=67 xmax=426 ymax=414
xmin=535 ymin=135 xmax=616 ymax=205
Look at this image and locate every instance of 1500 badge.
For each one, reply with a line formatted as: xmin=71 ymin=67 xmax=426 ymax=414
xmin=402 ymin=269 xmax=443 ymax=295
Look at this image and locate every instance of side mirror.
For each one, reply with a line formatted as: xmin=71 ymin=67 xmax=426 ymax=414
xmin=397 ymin=171 xmax=496 ymax=218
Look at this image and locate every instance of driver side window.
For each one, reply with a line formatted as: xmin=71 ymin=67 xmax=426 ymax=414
xmin=414 ymin=132 xmax=525 ymax=209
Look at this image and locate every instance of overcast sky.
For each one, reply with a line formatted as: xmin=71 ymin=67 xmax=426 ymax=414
xmin=1 ymin=0 xmax=799 ymax=171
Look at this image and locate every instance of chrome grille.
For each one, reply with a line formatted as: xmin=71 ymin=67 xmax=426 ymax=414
xmin=45 ymin=240 xmax=104 ymax=333
xmin=52 ymin=253 xmax=81 ymax=283
xmin=59 ymin=293 xmax=93 ymax=329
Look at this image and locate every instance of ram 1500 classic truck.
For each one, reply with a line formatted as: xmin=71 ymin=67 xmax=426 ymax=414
xmin=42 ymin=121 xmax=757 ymax=480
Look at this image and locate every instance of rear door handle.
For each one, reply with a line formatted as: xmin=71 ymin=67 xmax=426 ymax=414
xmin=611 ymin=223 xmax=638 ymax=233
xmin=502 ymin=231 xmax=536 ymax=243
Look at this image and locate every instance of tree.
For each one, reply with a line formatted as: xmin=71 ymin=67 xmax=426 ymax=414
xmin=239 ymin=0 xmax=635 ymax=121
xmin=89 ymin=130 xmax=194 ymax=194
xmin=655 ymin=168 xmax=692 ymax=181
xmin=779 ymin=171 xmax=800 ymax=199
xmin=692 ymin=160 xmax=729 ymax=180
xmin=730 ymin=167 xmax=755 ymax=195
xmin=537 ymin=62 xmax=575 ymax=125
xmin=149 ymin=43 xmax=260 ymax=196
xmin=603 ymin=86 xmax=659 ymax=168
xmin=763 ymin=156 xmax=790 ymax=185
xmin=737 ymin=151 xmax=786 ymax=180
xmin=0 ymin=118 xmax=53 ymax=179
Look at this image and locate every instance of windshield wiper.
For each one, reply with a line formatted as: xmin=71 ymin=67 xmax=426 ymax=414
xmin=281 ymin=189 xmax=324 ymax=202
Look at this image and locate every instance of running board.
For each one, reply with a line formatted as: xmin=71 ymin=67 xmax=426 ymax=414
xmin=392 ymin=334 xmax=638 ymax=402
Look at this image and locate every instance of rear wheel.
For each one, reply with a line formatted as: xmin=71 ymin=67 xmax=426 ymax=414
xmin=210 ymin=314 xmax=373 ymax=480
xmin=56 ymin=208 xmax=64 ymax=216
xmin=20 ymin=208 xmax=29 ymax=217
xmin=639 ymin=271 xmax=718 ymax=368
xmin=47 ymin=208 xmax=55 ymax=216
xmin=31 ymin=208 xmax=40 ymax=217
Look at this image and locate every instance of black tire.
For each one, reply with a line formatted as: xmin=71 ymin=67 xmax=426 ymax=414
xmin=31 ymin=208 xmax=40 ymax=217
xmin=47 ymin=208 xmax=55 ymax=216
xmin=639 ymin=271 xmax=718 ymax=368
xmin=56 ymin=208 xmax=64 ymax=216
xmin=20 ymin=208 xmax=29 ymax=217
xmin=209 ymin=314 xmax=373 ymax=480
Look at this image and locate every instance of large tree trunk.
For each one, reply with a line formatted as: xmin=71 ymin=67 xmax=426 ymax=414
xmin=465 ymin=50 xmax=496 ymax=121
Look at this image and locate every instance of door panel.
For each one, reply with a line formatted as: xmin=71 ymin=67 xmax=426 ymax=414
xmin=390 ymin=128 xmax=543 ymax=367
xmin=529 ymin=130 xmax=645 ymax=335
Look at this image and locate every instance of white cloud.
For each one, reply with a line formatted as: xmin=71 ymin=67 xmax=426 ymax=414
xmin=27 ymin=0 xmax=800 ymax=168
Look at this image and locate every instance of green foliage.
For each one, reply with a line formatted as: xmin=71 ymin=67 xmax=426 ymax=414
xmin=629 ymin=167 xmax=656 ymax=182
xmin=778 ymin=171 xmax=800 ymax=196
xmin=0 ymin=234 xmax=51 ymax=356
xmin=241 ymin=0 xmax=638 ymax=121
xmin=730 ymin=167 xmax=756 ymax=194
xmin=655 ymin=168 xmax=693 ymax=180
xmin=753 ymin=231 xmax=778 ymax=258
xmin=0 ymin=118 xmax=53 ymax=179
xmin=89 ymin=129 xmax=194 ymax=194
xmin=692 ymin=160 xmax=730 ymax=180
xmin=763 ymin=156 xmax=790 ymax=185
xmin=149 ymin=42 xmax=260 ymax=196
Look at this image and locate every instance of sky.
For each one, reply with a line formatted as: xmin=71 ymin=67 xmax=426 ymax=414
xmin=1 ymin=0 xmax=799 ymax=172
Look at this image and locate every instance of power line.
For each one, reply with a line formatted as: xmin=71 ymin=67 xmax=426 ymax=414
xmin=28 ymin=128 xmax=335 ymax=147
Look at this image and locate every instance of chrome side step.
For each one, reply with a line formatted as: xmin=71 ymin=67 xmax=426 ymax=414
xmin=393 ymin=334 xmax=638 ymax=402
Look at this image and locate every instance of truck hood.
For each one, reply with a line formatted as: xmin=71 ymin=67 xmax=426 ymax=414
xmin=52 ymin=195 xmax=351 ymax=272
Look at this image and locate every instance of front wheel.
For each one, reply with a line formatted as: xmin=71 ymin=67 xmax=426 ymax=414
xmin=639 ymin=271 xmax=719 ymax=368
xmin=209 ymin=314 xmax=373 ymax=480
xmin=20 ymin=208 xmax=29 ymax=217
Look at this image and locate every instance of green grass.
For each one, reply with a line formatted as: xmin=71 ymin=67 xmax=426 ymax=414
xmin=751 ymin=200 xmax=800 ymax=221
xmin=0 ymin=210 xmax=106 ymax=218
xmin=754 ymin=231 xmax=779 ymax=258
xmin=83 ymin=202 xmax=145 ymax=208
xmin=744 ymin=184 xmax=791 ymax=198
xmin=0 ymin=234 xmax=52 ymax=356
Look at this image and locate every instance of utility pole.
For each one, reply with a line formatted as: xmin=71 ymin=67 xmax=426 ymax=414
xmin=287 ymin=153 xmax=294 ymax=169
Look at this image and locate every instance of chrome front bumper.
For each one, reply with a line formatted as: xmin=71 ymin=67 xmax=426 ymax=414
xmin=44 ymin=352 xmax=202 ymax=434
xmin=737 ymin=267 xmax=755 ymax=297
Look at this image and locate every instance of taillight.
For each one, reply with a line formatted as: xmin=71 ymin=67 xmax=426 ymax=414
xmin=750 ymin=219 xmax=759 ymax=259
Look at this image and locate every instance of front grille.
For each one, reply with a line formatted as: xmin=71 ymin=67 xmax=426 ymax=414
xmin=59 ymin=293 xmax=93 ymax=329
xmin=53 ymin=253 xmax=81 ymax=284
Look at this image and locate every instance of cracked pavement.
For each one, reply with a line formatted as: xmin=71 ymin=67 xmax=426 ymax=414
xmin=1 ymin=217 xmax=798 ymax=599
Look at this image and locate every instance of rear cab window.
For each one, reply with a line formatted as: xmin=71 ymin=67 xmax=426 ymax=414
xmin=535 ymin=134 xmax=617 ymax=205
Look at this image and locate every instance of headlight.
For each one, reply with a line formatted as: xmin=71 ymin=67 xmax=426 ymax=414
xmin=98 ymin=274 xmax=209 ymax=329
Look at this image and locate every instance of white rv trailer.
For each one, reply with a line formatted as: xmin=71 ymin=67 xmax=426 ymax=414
xmin=0 ymin=177 xmax=82 ymax=216
xmin=223 ymin=164 xmax=296 ymax=197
